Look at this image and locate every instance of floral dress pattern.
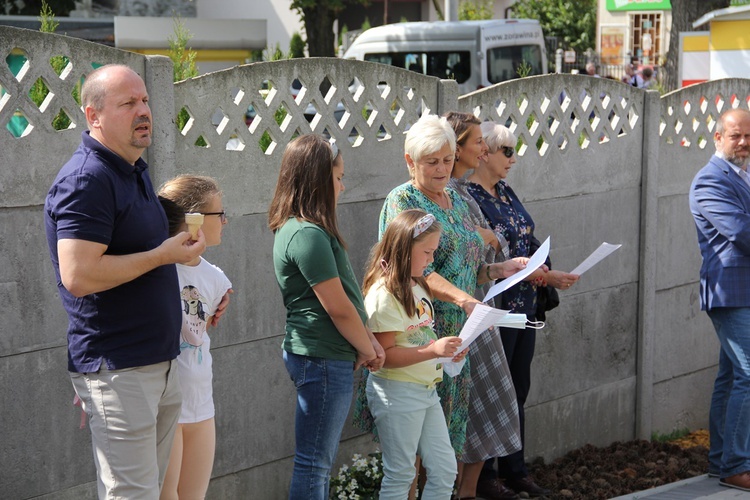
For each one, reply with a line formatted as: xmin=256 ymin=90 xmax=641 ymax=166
xmin=467 ymin=180 xmax=537 ymax=315
xmin=377 ymin=181 xmax=485 ymax=457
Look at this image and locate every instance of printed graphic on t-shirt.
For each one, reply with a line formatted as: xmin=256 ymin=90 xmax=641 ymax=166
xmin=181 ymin=285 xmax=207 ymax=347
xmin=406 ymin=296 xmax=435 ymax=346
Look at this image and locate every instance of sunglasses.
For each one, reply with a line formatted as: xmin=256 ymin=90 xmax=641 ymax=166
xmin=500 ymin=146 xmax=515 ymax=158
xmin=199 ymin=211 xmax=227 ymax=223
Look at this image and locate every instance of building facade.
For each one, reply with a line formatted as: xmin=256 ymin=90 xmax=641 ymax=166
xmin=597 ymin=0 xmax=672 ymax=67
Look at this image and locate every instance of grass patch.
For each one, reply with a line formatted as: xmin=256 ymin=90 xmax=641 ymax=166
xmin=651 ymin=427 xmax=691 ymax=443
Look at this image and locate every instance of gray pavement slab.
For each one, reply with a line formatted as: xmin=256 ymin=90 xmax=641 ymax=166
xmin=611 ymin=474 xmax=750 ymax=499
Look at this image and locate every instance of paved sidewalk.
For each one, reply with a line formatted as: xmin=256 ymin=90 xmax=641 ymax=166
xmin=612 ymin=474 xmax=750 ymax=499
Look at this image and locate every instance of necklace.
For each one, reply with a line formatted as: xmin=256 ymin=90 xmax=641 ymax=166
xmin=416 ymin=184 xmax=455 ymax=223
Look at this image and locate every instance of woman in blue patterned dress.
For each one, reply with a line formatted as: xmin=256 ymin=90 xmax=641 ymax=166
xmin=379 ymin=114 xmax=525 ymax=490
xmin=468 ymin=122 xmax=579 ymax=498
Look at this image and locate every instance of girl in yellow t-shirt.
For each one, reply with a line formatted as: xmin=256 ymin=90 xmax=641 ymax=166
xmin=362 ymin=209 xmax=468 ymax=499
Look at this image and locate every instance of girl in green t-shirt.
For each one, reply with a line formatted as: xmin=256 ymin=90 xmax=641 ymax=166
xmin=269 ymin=134 xmax=385 ymax=499
xmin=361 ymin=209 xmax=468 ymax=499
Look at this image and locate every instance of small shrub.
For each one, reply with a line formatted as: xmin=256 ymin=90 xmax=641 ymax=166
xmin=329 ymin=452 xmax=383 ymax=499
xmin=516 ymin=60 xmax=532 ymax=79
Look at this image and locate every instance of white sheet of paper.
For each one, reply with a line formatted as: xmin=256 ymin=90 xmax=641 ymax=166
xmin=436 ymin=303 xmax=508 ymax=364
xmin=482 ymin=237 xmax=550 ymax=304
xmin=569 ymin=242 xmax=622 ymax=275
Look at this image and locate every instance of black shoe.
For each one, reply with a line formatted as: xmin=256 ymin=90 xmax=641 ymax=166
xmin=476 ymin=478 xmax=520 ymax=499
xmin=505 ymin=476 xmax=551 ymax=498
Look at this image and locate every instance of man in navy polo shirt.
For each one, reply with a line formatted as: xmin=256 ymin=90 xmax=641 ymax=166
xmin=45 ymin=64 xmax=208 ymax=498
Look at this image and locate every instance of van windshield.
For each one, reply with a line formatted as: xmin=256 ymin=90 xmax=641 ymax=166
xmin=364 ymin=51 xmax=472 ymax=83
xmin=486 ymin=45 xmax=543 ymax=83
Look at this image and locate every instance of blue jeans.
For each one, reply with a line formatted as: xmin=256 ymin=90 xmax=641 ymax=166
xmin=366 ymin=376 xmax=457 ymax=499
xmin=283 ymin=351 xmax=354 ymax=500
xmin=707 ymin=307 xmax=750 ymax=477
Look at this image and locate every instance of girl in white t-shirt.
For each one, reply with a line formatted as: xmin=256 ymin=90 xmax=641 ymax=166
xmin=361 ymin=209 xmax=468 ymax=499
xmin=158 ymin=175 xmax=233 ymax=500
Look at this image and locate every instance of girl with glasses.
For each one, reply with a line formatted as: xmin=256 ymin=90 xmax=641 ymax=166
xmin=157 ymin=174 xmax=233 ymax=500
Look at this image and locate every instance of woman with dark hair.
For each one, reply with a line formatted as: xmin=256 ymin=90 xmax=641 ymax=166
xmin=269 ymin=134 xmax=385 ymax=500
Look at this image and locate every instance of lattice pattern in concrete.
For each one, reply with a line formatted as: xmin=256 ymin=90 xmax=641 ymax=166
xmin=0 ymin=28 xmax=143 ymax=140
xmin=173 ymin=58 xmax=439 ymax=154
xmin=660 ymin=84 xmax=750 ymax=149
xmin=461 ymin=75 xmax=644 ymax=157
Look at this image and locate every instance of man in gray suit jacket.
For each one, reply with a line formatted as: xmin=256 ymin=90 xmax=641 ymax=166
xmin=690 ymin=108 xmax=750 ymax=492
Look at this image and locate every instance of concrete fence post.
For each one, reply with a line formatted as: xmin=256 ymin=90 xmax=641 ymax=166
xmin=144 ymin=55 xmax=177 ymax=186
xmin=636 ymin=88 xmax=661 ymax=440
xmin=437 ymin=79 xmax=460 ymax=115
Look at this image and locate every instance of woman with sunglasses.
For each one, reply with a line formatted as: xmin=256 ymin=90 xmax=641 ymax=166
xmin=269 ymin=134 xmax=385 ymax=500
xmin=468 ymin=122 xmax=579 ymax=499
xmin=444 ymin=111 xmax=540 ymax=500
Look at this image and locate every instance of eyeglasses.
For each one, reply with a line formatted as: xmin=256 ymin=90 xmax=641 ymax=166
xmin=199 ymin=211 xmax=227 ymax=223
xmin=329 ymin=139 xmax=339 ymax=162
xmin=500 ymin=146 xmax=515 ymax=158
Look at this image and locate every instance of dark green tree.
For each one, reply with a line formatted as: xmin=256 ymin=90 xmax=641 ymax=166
xmin=289 ymin=32 xmax=306 ymax=58
xmin=290 ymin=0 xmax=367 ymax=57
xmin=511 ymin=0 xmax=596 ymax=53
xmin=663 ymin=0 xmax=730 ymax=91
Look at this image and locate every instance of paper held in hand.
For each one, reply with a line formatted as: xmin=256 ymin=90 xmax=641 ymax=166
xmin=482 ymin=236 xmax=550 ymax=304
xmin=569 ymin=242 xmax=622 ymax=275
xmin=436 ymin=304 xmax=509 ymax=364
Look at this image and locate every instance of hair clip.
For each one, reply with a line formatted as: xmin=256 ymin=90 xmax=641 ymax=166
xmin=413 ymin=213 xmax=436 ymax=238
xmin=329 ymin=139 xmax=339 ymax=162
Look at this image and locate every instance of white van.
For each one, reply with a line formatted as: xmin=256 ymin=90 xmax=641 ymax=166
xmin=342 ymin=20 xmax=547 ymax=94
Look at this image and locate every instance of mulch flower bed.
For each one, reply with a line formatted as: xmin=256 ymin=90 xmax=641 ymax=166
xmin=525 ymin=430 xmax=709 ymax=499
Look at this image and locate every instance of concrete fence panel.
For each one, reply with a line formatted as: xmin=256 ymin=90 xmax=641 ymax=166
xmin=1 ymin=24 xmax=747 ymax=497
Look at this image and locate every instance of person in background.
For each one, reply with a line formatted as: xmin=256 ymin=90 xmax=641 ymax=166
xmin=689 ymin=108 xmax=750 ymax=493
xmin=44 ymin=64 xmax=228 ymax=499
xmin=585 ymin=62 xmax=600 ymax=78
xmin=470 ymin=121 xmax=579 ymax=498
xmin=623 ymin=63 xmax=644 ymax=88
xmin=158 ymin=175 xmax=233 ymax=500
xmin=269 ymin=134 xmax=385 ymax=500
xmin=641 ymin=67 xmax=655 ymax=89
